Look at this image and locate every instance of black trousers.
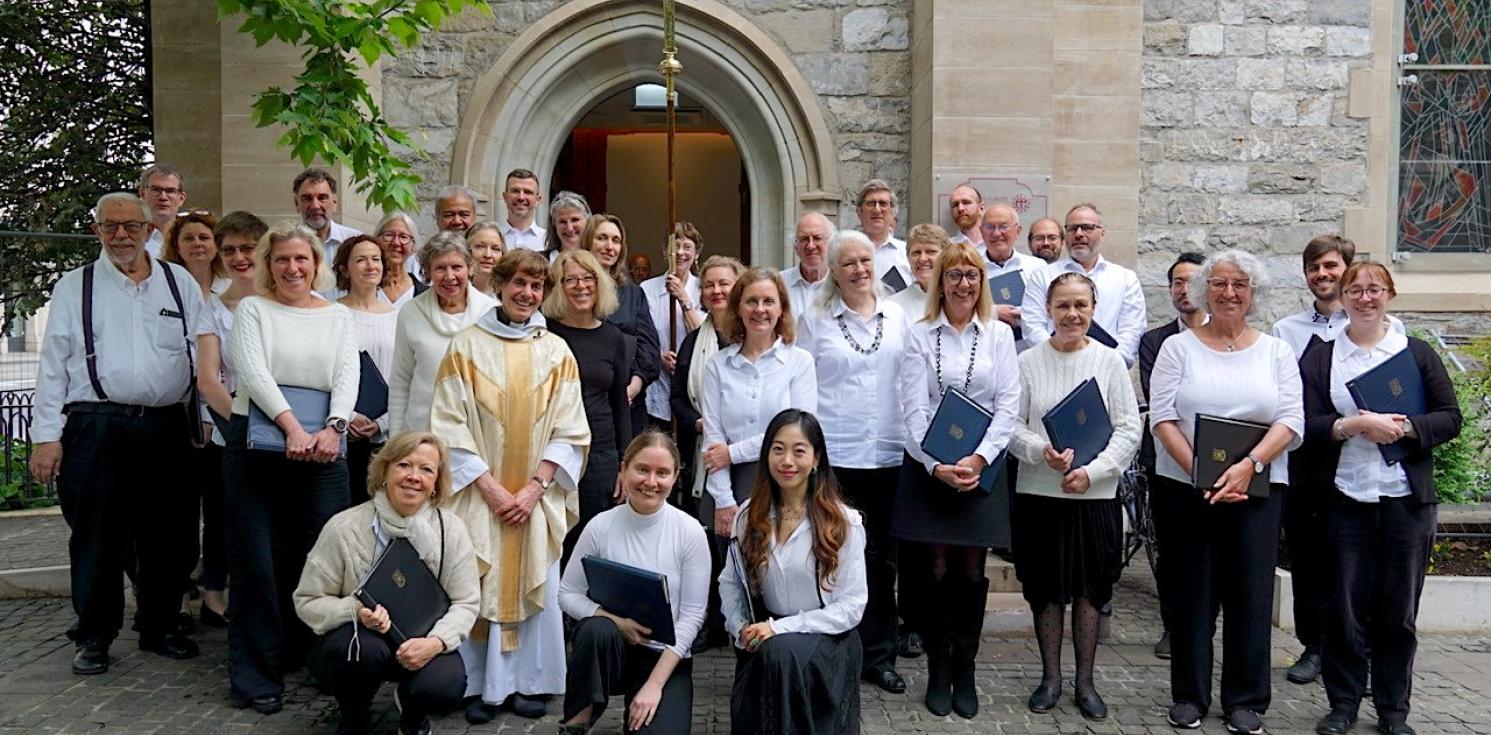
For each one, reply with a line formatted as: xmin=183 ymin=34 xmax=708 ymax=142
xmin=1282 ymin=482 xmax=1327 ymax=649
xmin=1321 ymin=495 xmax=1436 ymax=722
xmin=56 ymin=407 xmax=194 ymax=644
xmin=196 ymin=442 xmax=227 ymax=591
xmin=309 ymin=623 xmax=466 ymax=725
xmin=345 ymin=438 xmax=383 ymax=509
xmin=562 ymin=447 xmax=620 ymax=572
xmin=834 ymin=466 xmax=899 ymax=676
xmin=1151 ymin=476 xmax=1282 ymax=715
xmin=564 ymin=616 xmax=694 ymax=734
xmin=223 ymin=415 xmax=348 ymax=700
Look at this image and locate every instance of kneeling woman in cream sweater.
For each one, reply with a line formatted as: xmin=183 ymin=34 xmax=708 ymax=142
xmin=294 ymin=432 xmax=481 ymax=735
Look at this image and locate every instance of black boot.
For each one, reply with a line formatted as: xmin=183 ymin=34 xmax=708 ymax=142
xmin=921 ymin=579 xmax=953 ymax=717
xmin=950 ymin=576 xmax=989 ymax=719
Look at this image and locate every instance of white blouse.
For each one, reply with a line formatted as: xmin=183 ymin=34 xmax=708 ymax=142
xmin=558 ymin=502 xmax=711 ymax=659
xmin=718 ymin=500 xmax=867 ymax=643
xmin=699 ymin=339 xmax=818 ymax=508
xmin=346 ymin=308 xmax=399 ymax=442
xmin=796 ymin=297 xmax=907 ymax=469
xmin=898 ymin=313 xmax=1021 ymax=473
xmin=1149 ymin=329 xmax=1305 ymax=486
xmin=1329 ymin=329 xmax=1411 ymax=502
xmin=197 ymin=295 xmax=238 ymax=447
xmin=640 ymin=273 xmax=700 ymax=421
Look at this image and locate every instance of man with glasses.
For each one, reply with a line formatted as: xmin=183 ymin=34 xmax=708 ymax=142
xmin=293 ymin=167 xmax=362 ymax=265
xmin=499 ymin=168 xmax=546 ymax=251
xmin=1027 ymin=217 xmax=1064 ymax=263
xmin=856 ymin=179 xmax=912 ymax=292
xmin=980 ymin=204 xmax=1045 ymax=352
xmin=947 ymin=184 xmax=984 ymax=249
xmin=1270 ymin=234 xmax=1405 ymax=687
xmin=1021 ymin=203 xmax=1146 ymax=366
xmin=30 ymin=192 xmax=205 ymax=676
xmin=138 ymin=164 xmax=187 ymax=258
xmin=782 ymin=211 xmax=835 ymax=310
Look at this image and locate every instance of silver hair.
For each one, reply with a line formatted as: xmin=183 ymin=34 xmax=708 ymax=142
xmin=857 ymin=178 xmax=898 ymax=211
xmin=549 ymin=190 xmax=591 ymax=221
xmin=137 ymin=163 xmax=184 ymax=191
xmin=436 ymin=185 xmax=479 ymax=207
xmin=983 ymin=202 xmax=1021 ymax=227
xmin=816 ymin=229 xmax=881 ymax=310
xmin=1188 ymin=249 xmax=1271 ymax=317
xmin=417 ymin=230 xmax=473 ymax=275
xmin=95 ymin=192 xmax=150 ymax=222
xmin=375 ymin=211 xmax=419 ymax=243
xmin=797 ymin=210 xmax=838 ymax=237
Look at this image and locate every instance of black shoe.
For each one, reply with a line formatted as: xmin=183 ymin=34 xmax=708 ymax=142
xmin=1378 ymin=720 xmax=1415 ymax=735
xmin=174 ymin=610 xmax=196 ymax=636
xmin=1167 ymin=701 xmax=1203 ymax=729
xmin=1075 ymin=690 xmax=1108 ymax=721
xmin=232 ymin=693 xmax=283 ymax=715
xmin=950 ymin=660 xmax=978 ymax=719
xmin=1027 ymin=681 xmax=1060 ymax=713
xmin=1316 ymin=709 xmax=1357 ymax=734
xmin=864 ymin=668 xmax=906 ymax=694
xmin=509 ymin=692 xmax=546 ymax=719
xmin=199 ymin=604 xmax=229 ymax=629
xmin=1288 ymin=646 xmax=1324 ymax=684
xmin=1154 ymin=629 xmax=1172 ymax=659
xmin=71 ymin=641 xmax=110 ymax=675
xmin=899 ymin=630 xmax=924 ymax=658
xmin=398 ymin=717 xmax=431 ymax=735
xmin=139 ymin=632 xmax=200 ymax=660
xmin=464 ymin=698 xmax=498 ymax=724
xmin=1225 ymin=708 xmax=1265 ymax=735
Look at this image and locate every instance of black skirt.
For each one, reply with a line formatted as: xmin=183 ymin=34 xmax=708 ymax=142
xmin=890 ymin=453 xmax=1010 ymax=548
xmin=731 ymin=629 xmax=861 ymax=735
xmin=1010 ymin=493 xmax=1123 ymax=608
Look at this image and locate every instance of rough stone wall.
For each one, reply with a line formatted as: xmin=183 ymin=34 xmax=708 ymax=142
xmin=382 ymin=0 xmax=913 ymax=233
xmin=1138 ymin=0 xmax=1373 ymax=325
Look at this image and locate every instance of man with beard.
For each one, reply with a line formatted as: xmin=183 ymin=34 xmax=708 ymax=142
xmin=1027 ymin=217 xmax=1064 ymax=263
xmin=781 ymin=211 xmax=835 ymax=311
xmin=498 ymin=168 xmax=546 ymax=251
xmin=293 ymin=167 xmax=362 ymax=266
xmin=947 ymin=184 xmax=984 ymax=249
xmin=1138 ymin=251 xmax=1207 ymax=660
xmin=1271 ymin=234 xmax=1404 ymax=687
xmin=979 ymin=204 xmax=1046 ymax=352
xmin=856 ymin=179 xmax=912 ymax=292
xmin=30 ymin=193 xmax=205 ymax=675
xmin=138 ymin=164 xmax=187 ymax=259
xmin=1021 ymin=203 xmax=1146 ymax=366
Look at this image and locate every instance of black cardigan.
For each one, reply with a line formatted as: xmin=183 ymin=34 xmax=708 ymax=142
xmin=669 ymin=326 xmax=708 ymax=463
xmin=1297 ymin=335 xmax=1461 ymax=504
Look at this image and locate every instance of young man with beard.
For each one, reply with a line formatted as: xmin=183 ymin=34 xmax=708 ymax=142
xmin=947 ymin=184 xmax=984 ymax=249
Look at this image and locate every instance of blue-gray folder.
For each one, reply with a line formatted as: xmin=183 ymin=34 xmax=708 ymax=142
xmin=581 ymin=556 xmax=676 ymax=646
xmin=921 ymin=387 xmax=1004 ymax=494
xmin=1346 ymin=348 xmax=1426 ymax=465
xmin=246 ymin=385 xmax=348 ymax=457
xmin=1041 ymin=377 xmax=1113 ymax=470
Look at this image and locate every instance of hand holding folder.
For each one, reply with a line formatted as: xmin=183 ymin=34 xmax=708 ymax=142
xmin=1345 ymin=348 xmax=1426 ymax=465
xmin=1041 ymin=378 xmax=1113 ymax=471
xmin=1190 ymin=414 xmax=1270 ymax=500
xmin=920 ymin=387 xmax=1005 ymax=494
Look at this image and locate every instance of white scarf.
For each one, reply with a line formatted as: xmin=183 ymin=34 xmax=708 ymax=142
xmin=688 ymin=316 xmax=723 ymax=498
xmin=371 ymin=490 xmax=442 ymax=570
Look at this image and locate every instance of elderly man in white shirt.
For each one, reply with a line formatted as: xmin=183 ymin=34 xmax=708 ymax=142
xmin=979 ymin=204 xmax=1047 ymax=352
xmin=1021 ymin=203 xmax=1146 ymax=366
xmin=856 ymin=179 xmax=913 ymax=293
xmin=779 ymin=212 xmax=834 ymax=313
xmin=31 ymin=192 xmax=206 ymax=676
xmin=497 ymin=168 xmax=547 ymax=251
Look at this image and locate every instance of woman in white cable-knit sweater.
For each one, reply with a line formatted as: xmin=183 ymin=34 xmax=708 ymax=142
xmin=295 ymin=432 xmax=480 ymax=735
xmin=1007 ymin=271 xmax=1140 ymax=722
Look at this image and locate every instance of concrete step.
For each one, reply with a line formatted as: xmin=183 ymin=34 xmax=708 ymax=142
xmin=983 ymin=591 xmax=1033 ymax=636
xmin=987 ymin=557 xmax=1020 ymax=593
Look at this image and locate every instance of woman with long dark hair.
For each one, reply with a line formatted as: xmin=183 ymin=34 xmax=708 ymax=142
xmin=720 ymin=409 xmax=867 ymax=735
xmin=584 ymin=213 xmax=662 ymax=436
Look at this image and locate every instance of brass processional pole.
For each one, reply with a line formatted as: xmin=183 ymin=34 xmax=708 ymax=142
xmin=660 ymin=0 xmax=681 ymax=351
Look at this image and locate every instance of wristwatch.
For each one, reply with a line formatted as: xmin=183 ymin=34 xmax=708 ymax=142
xmin=1245 ymin=453 xmax=1266 ymax=475
xmin=532 ymin=475 xmax=554 ymax=490
xmin=326 ymin=417 xmax=349 ymax=434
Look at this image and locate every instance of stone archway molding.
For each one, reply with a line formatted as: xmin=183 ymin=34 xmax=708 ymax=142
xmin=449 ymin=0 xmax=841 ymax=265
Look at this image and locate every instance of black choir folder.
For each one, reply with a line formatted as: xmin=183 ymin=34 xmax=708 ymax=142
xmin=921 ymin=387 xmax=1005 ymax=494
xmin=581 ymin=556 xmax=676 ymax=646
xmin=353 ymin=538 xmax=450 ymax=646
xmin=988 ymin=269 xmax=1026 ymax=306
xmin=354 ymin=350 xmax=389 ymax=420
xmin=879 ymin=266 xmax=908 ymax=294
xmin=1191 ymin=414 xmax=1270 ymax=499
xmin=1086 ymin=320 xmax=1119 ymax=349
xmin=1346 ymin=348 xmax=1426 ymax=465
xmin=1041 ymin=378 xmax=1113 ymax=470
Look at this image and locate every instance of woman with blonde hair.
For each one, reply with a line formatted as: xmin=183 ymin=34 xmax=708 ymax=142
xmin=465 ymin=221 xmax=505 ymax=296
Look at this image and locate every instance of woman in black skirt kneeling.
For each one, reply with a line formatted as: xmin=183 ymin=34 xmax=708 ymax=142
xmin=894 ymin=241 xmax=1021 ymax=719
xmin=721 ymin=409 xmax=867 ymax=735
xmin=1006 ymin=272 xmax=1142 ymax=720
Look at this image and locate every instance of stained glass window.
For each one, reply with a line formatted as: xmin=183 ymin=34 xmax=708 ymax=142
xmin=1397 ymin=2 xmax=1491 ymax=254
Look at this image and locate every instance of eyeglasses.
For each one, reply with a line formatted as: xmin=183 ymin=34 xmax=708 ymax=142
xmin=1170 ymin=278 xmax=1191 ymax=289
xmin=981 ymin=223 xmax=1014 ymax=234
xmin=96 ymin=221 xmax=148 ymax=234
xmin=561 ymin=275 xmax=598 ymax=288
xmin=377 ymin=231 xmax=413 ymax=243
xmin=145 ymin=185 xmax=183 ymax=197
xmin=176 ymin=209 xmax=213 ymax=217
xmin=1030 ymin=234 xmax=1062 ymax=243
xmin=1206 ymin=279 xmax=1252 ymax=292
xmin=1343 ymin=285 xmax=1390 ymax=299
xmin=1064 ymin=223 xmax=1102 ymax=234
xmin=942 ymin=269 xmax=984 ymax=285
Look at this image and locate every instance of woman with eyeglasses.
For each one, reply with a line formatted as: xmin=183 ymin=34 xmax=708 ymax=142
xmin=642 ymin=222 xmax=705 ymax=433
xmin=543 ymin=250 xmax=633 ymax=569
xmin=1298 ymin=262 xmax=1460 ymax=735
xmin=373 ymin=212 xmax=426 ymax=308
xmin=895 ymin=241 xmax=1020 ymax=720
xmin=1148 ymin=250 xmax=1303 ymax=735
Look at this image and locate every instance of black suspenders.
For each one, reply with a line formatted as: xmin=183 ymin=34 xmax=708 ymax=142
xmin=81 ymin=263 xmax=107 ymax=400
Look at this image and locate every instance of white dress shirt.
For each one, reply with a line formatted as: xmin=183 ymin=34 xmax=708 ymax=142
xmin=33 ymin=255 xmax=204 ymax=443
xmin=320 ymin=220 xmax=364 ymax=267
xmin=1148 ymin=330 xmax=1305 ymax=486
xmin=779 ymin=266 xmax=826 ymax=318
xmin=1021 ymin=255 xmax=1147 ymax=366
xmin=898 ymin=313 xmax=1021 ymax=473
xmin=640 ymin=273 xmax=700 ymax=421
xmin=1329 ymin=329 xmax=1412 ymax=502
xmin=1271 ymin=307 xmax=1406 ymax=359
xmin=559 ymin=502 xmax=712 ymax=658
xmin=198 ymin=295 xmax=238 ymax=446
xmin=499 ymin=221 xmax=546 ymax=252
xmin=796 ymin=297 xmax=907 ymax=469
xmin=700 ymin=339 xmax=818 ymax=508
xmin=719 ymin=501 xmax=867 ymax=641
xmin=145 ymin=229 xmax=164 ymax=259
xmin=870 ymin=235 xmax=912 ymax=287
xmin=985 ymin=249 xmax=1047 ymax=352
xmin=887 ymin=283 xmax=928 ymax=320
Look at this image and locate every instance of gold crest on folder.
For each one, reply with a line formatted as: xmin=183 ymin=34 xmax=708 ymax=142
xmin=949 ymin=424 xmax=964 ymax=440
xmin=1076 ymin=409 xmax=1087 ymax=426
xmin=1211 ymin=448 xmax=1228 ymax=463
xmin=1389 ymin=378 xmax=1403 ymax=397
xmin=392 ymin=569 xmax=407 ymax=589
xmin=999 ymin=287 xmax=1012 ymax=301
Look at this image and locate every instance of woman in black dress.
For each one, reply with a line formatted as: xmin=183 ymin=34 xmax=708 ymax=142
xmin=584 ymin=213 xmax=662 ymax=436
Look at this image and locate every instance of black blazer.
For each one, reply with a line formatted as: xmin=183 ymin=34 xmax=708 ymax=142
xmin=1297 ymin=335 xmax=1461 ymax=505
xmin=669 ymin=326 xmax=707 ymax=464
xmin=1137 ymin=318 xmax=1184 ymax=470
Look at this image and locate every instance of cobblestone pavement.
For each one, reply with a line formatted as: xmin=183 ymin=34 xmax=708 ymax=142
xmin=0 ymin=512 xmax=67 ymax=571
xmin=3 ymin=567 xmax=1491 ymax=735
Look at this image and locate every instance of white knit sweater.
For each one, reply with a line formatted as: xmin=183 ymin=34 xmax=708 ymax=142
xmin=229 ymin=296 xmax=361 ymax=423
xmin=1008 ymin=339 xmax=1141 ymax=500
